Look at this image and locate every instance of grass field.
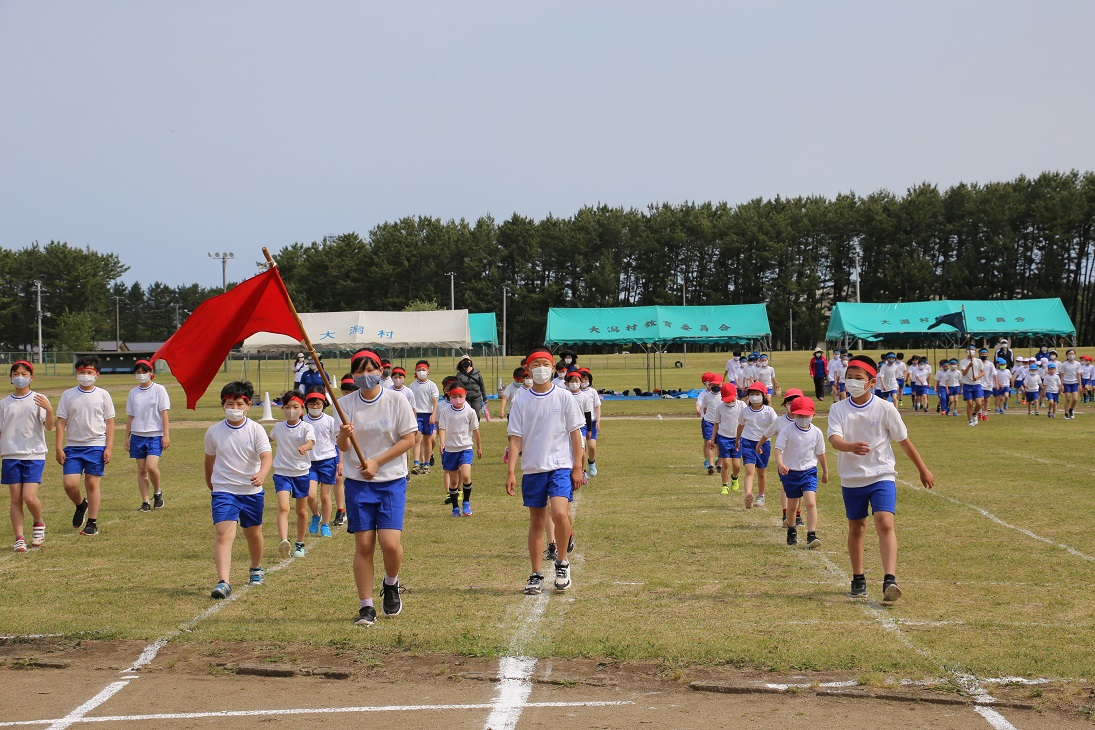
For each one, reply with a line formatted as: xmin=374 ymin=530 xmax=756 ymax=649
xmin=2 ymin=349 xmax=1094 ymax=684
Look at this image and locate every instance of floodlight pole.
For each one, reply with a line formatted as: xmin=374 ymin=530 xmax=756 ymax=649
xmin=854 ymin=252 xmax=862 ymax=351
xmin=208 ymin=251 xmax=235 ymax=293
xmin=502 ymin=285 xmax=508 ymax=359
xmin=446 ymin=272 xmax=456 ymax=360
xmin=789 ymin=306 xmax=793 ymax=352
xmin=113 ymin=296 xmax=121 ymax=350
xmin=34 ymin=280 xmax=43 ymax=364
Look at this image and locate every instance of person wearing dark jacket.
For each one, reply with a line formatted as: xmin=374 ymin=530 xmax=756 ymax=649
xmin=456 ymin=356 xmax=488 ymax=419
xmin=809 ymin=350 xmax=828 ymax=400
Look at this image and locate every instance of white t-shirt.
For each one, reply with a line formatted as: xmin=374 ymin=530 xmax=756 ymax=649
xmin=830 ymin=361 xmax=847 ymax=384
xmin=959 ymin=358 xmax=983 ymax=385
xmin=305 ymin=412 xmax=340 ymax=461
xmin=979 ymin=360 xmax=996 ymax=390
xmin=204 ymin=418 xmax=272 ymax=495
xmin=337 ymin=387 xmax=417 ymax=482
xmin=764 ymin=413 xmax=795 ymax=442
xmin=702 ymin=389 xmax=722 ymax=421
xmin=507 ymin=384 xmax=584 ymax=474
xmin=379 ymin=376 xmax=394 ymax=390
xmin=878 ymin=362 xmax=900 ymax=391
xmin=502 ymin=382 xmax=524 ymax=405
xmin=696 ymin=389 xmax=710 ymax=412
xmin=1080 ymin=363 xmax=1095 ymax=380
xmin=580 ymin=386 xmax=601 ymax=417
xmin=438 ymin=402 xmax=479 ymax=452
xmin=409 ymin=378 xmax=440 ymax=414
xmin=753 ymin=365 xmax=775 ymax=388
xmin=995 ymin=368 xmax=1012 ymax=389
xmin=895 ymin=361 xmax=908 ymax=380
xmin=0 ymin=391 xmax=49 ymax=460
xmin=125 ymin=382 xmax=171 ymax=436
xmin=710 ymin=400 xmax=745 ymax=439
xmin=56 ymin=386 xmax=116 ymax=447
xmin=826 ymin=394 xmax=908 ymax=489
xmin=774 ymin=423 xmax=826 ymax=472
xmin=912 ymin=364 xmax=932 ymax=387
xmin=572 ymin=388 xmax=597 ymax=415
xmin=1023 ymin=372 xmax=1042 ymax=391
xmin=828 ymin=357 xmax=842 ymax=381
xmin=738 ymin=404 xmax=777 ymax=442
xmin=932 ymin=368 xmax=944 ymax=386
xmin=390 ymin=385 xmax=417 ymax=410
xmin=1042 ymin=373 xmax=1061 ymax=394
xmin=725 ymin=360 xmax=743 ymax=383
xmin=1059 ymin=360 xmax=1082 ymax=384
xmin=270 ymin=419 xmax=315 ymax=477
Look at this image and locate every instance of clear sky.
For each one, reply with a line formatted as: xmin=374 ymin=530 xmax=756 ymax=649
xmin=2 ymin=1 xmax=1093 ymax=288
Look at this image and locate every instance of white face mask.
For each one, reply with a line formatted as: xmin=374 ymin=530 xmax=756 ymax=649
xmin=135 ymin=373 xmax=151 ymax=384
xmin=1067 ymin=354 xmax=1076 ymax=361
xmin=392 ymin=376 xmax=405 ymax=387
xmin=531 ymin=366 xmax=553 ymax=385
xmin=11 ymin=376 xmax=31 ymax=389
xmin=795 ymin=416 xmax=813 ymax=429
xmin=416 ymin=370 xmax=429 ymax=380
xmin=76 ymin=373 xmax=97 ymax=388
xmin=748 ymin=394 xmax=763 ymax=405
xmin=580 ymin=382 xmax=590 ymax=390
xmin=307 ymin=407 xmax=323 ymax=417
xmin=564 ymin=357 xmax=573 ymax=365
xmin=523 ymin=378 xmax=533 ymax=388
xmin=845 ymin=379 xmax=869 ymax=397
xmin=568 ymin=381 xmax=580 ymax=391
xmin=224 ymin=408 xmax=246 ymax=421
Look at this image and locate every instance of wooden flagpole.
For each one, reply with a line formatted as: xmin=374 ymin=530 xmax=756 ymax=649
xmin=262 ymin=247 xmax=367 ymax=468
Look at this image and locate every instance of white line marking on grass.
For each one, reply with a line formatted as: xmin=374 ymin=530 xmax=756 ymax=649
xmin=43 ymin=681 xmax=131 ymax=730
xmin=0 ymin=633 xmax=63 ymax=640
xmin=1013 ymin=452 xmax=1095 ymax=475
xmin=0 ymin=700 xmax=634 ymax=727
xmin=897 ymin=479 xmax=1095 ymax=563
xmin=974 ymin=705 xmax=1022 ymax=730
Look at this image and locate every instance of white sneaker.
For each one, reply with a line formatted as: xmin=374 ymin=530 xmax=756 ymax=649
xmin=279 ymin=539 xmax=291 ymax=558
xmin=554 ymin=560 xmax=571 ymax=591
xmin=754 ymin=495 xmax=766 ymax=508
xmin=968 ymin=419 xmax=976 ymax=426
xmin=588 ymin=463 xmax=598 ymax=477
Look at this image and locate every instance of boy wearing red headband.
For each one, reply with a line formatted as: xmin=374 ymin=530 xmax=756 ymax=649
xmin=2 ymin=361 xmax=54 ymax=551
xmin=437 ymin=385 xmax=482 ymax=517
xmin=304 ymin=390 xmax=340 ymax=537
xmin=338 ymin=350 xmax=417 ymax=626
xmin=506 ymin=349 xmax=585 ymax=594
xmin=270 ymin=390 xmax=315 ymax=558
xmin=204 ymin=381 xmax=272 ymax=599
xmin=827 ymin=355 xmax=934 ymax=601
xmin=125 ymin=360 xmax=171 ymax=512
xmin=56 ymin=354 xmax=115 ymax=536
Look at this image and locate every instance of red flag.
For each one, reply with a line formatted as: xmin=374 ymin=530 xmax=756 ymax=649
xmin=152 ymin=268 xmax=301 ymax=409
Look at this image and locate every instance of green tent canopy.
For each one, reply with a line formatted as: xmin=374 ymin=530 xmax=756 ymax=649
xmin=469 ymin=312 xmax=498 ymax=346
xmin=545 ymin=305 xmax=771 ymax=345
xmin=826 ymin=299 xmax=1076 ymax=342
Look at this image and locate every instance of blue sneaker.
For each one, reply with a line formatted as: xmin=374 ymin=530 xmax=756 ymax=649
xmin=308 ymin=515 xmax=320 ymax=535
xmin=451 ymin=507 xmax=461 ymax=517
xmin=210 ymin=581 xmax=232 ymax=599
xmin=462 ymin=501 xmax=472 ymax=516
xmin=248 ymin=567 xmax=264 ymax=586
xmin=320 ymin=523 xmax=332 ymax=538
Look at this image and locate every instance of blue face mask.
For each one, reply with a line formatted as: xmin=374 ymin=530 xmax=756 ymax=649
xmin=354 ymin=373 xmax=382 ymax=391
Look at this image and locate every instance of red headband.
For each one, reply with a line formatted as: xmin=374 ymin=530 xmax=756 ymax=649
xmin=340 ymin=376 xmax=355 ymax=386
xmin=222 ymin=395 xmax=252 ymax=404
xmin=526 ymin=350 xmax=553 ymax=366
xmin=448 ymin=387 xmax=466 ymax=396
xmin=285 ymin=395 xmax=305 ymax=407
xmin=847 ymin=358 xmax=877 ymax=378
xmin=351 ymin=350 xmax=381 ymax=371
xmin=12 ymin=360 xmax=33 ymax=374
xmin=392 ymin=367 xmax=406 ymax=376
xmin=134 ymin=359 xmax=152 ymax=369
xmin=305 ymin=392 xmax=327 ymax=403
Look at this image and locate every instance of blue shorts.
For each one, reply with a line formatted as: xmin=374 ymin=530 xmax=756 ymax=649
xmin=1082 ymin=379 xmax=1091 ymax=388
xmin=781 ymin=467 xmax=818 ymax=499
xmin=211 ymin=491 xmax=264 ymax=528
xmin=1026 ymin=390 xmax=1040 ymax=403
xmin=700 ymin=419 xmax=714 ymax=441
xmin=416 ymin=412 xmax=435 ymax=436
xmin=740 ymin=438 xmax=771 ymax=469
xmin=1045 ymin=392 xmax=1059 ymax=402
xmin=962 ymin=384 xmax=983 ymax=401
xmin=842 ymin=480 xmax=896 ymax=520
xmin=345 ymin=476 xmax=407 ymax=532
xmin=1064 ymin=383 xmax=1079 ymax=393
xmin=309 ymin=456 xmax=338 ymax=485
xmin=521 ymin=468 xmax=573 ymax=508
xmin=129 ymin=435 xmax=163 ymax=460
xmin=441 ymin=448 xmax=473 ymax=471
xmin=587 ymin=420 xmax=599 ymax=440
xmin=838 ymin=383 xmax=846 ymax=393
xmin=1 ymin=459 xmax=45 ymax=485
xmin=912 ymin=385 xmax=927 ymax=396
xmin=896 ymin=378 xmax=905 ymax=390
xmin=716 ymin=434 xmax=740 ymax=460
xmin=877 ymin=390 xmax=897 ymax=401
xmin=948 ymin=386 xmax=960 ymax=397
xmin=62 ymin=446 xmax=105 ymax=476
xmin=274 ymin=474 xmax=311 ymax=498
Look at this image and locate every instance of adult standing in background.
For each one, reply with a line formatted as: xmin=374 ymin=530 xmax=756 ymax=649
xmin=456 ymin=356 xmax=489 ymax=421
xmin=809 ymin=349 xmax=828 ymax=400
xmin=292 ymin=353 xmax=307 ymax=389
xmin=994 ymin=338 xmax=1014 ymax=370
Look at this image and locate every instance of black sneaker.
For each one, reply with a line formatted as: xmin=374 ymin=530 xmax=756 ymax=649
xmin=715 ymin=463 xmax=722 ymax=473
xmin=850 ymin=575 xmax=867 ymax=598
xmin=381 ymin=581 xmax=403 ymax=617
xmin=153 ymin=493 xmax=164 ymax=509
xmin=72 ymin=499 xmax=88 ymax=528
xmin=567 ymin=532 xmax=575 ymax=554
xmin=138 ymin=502 xmax=151 ymax=513
xmin=544 ymin=542 xmax=558 ymax=562
xmin=524 ymin=572 xmax=544 ymax=595
xmin=429 ymin=455 xmax=435 ymax=467
xmin=795 ymin=513 xmax=804 ymax=527
xmin=707 ymin=465 xmax=715 ymax=475
xmin=806 ymin=531 xmax=821 ymax=549
xmin=80 ymin=520 xmax=98 ymax=536
xmin=332 ymin=510 xmax=345 ymax=527
xmin=211 ymin=581 xmax=232 ymax=599
xmin=786 ymin=526 xmax=798 ymax=546
xmin=883 ymin=577 xmax=902 ymax=602
xmin=554 ymin=560 xmax=571 ymax=591
xmin=354 ymin=605 xmax=377 ymax=626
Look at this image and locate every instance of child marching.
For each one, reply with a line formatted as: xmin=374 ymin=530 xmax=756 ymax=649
xmin=709 ymin=382 xmax=743 ymax=495
xmin=1 ymin=361 xmax=55 ymax=551
xmin=125 ymin=359 xmax=171 ymax=512
xmin=304 ymin=390 xmax=340 ymax=537
xmin=55 ymin=355 xmax=115 ymax=536
xmin=270 ymin=391 xmax=315 ymax=558
xmin=774 ymin=398 xmax=827 ymax=549
xmin=437 ymin=385 xmax=482 ymax=517
xmin=735 ymin=382 xmax=777 ymax=510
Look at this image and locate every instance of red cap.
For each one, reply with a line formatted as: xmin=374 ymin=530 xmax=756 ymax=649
xmin=789 ymin=399 xmax=816 ymax=417
xmin=133 ymin=359 xmax=153 ymax=372
xmin=701 ymin=371 xmax=714 ymax=384
xmin=783 ymin=388 xmax=805 ymax=400
xmin=11 ymin=360 xmax=34 ymax=374
xmin=708 ymin=373 xmax=724 ymax=386
xmin=720 ymin=382 xmax=737 ymax=402
xmin=747 ymin=381 xmax=768 ymax=393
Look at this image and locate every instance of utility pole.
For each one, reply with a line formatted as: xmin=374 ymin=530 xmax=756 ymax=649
xmin=681 ymin=276 xmax=687 ymax=367
xmin=502 ymin=285 xmax=508 ymax=359
xmin=113 ymin=296 xmax=122 ymax=350
xmin=854 ymin=252 xmax=862 ymax=350
xmin=34 ymin=280 xmax=43 ymax=364
xmin=789 ymin=306 xmax=794 ymax=352
xmin=445 ymin=272 xmax=455 ymax=310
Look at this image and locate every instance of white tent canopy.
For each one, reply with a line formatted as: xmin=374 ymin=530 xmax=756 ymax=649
xmin=242 ymin=310 xmax=472 ymax=352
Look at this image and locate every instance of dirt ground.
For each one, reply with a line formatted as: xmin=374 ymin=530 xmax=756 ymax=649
xmin=1 ymin=639 xmax=1093 ymax=729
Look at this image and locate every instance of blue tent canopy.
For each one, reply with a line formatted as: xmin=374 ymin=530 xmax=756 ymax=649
xmin=545 ymin=305 xmax=771 ymax=345
xmin=469 ymin=312 xmax=498 ymax=346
